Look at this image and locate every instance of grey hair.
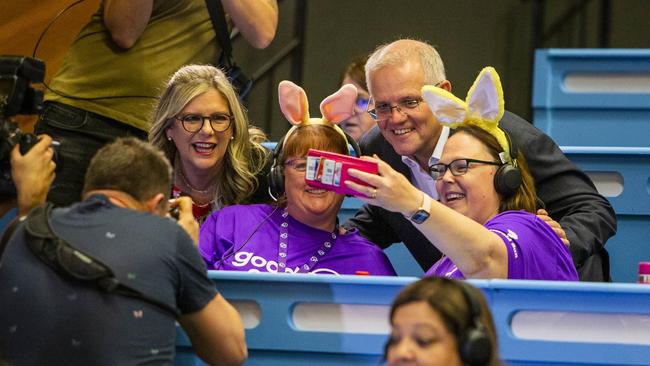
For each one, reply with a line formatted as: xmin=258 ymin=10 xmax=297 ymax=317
xmin=365 ymin=38 xmax=446 ymax=90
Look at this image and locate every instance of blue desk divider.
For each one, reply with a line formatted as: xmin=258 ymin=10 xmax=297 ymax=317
xmin=560 ymin=147 xmax=650 ymax=282
xmin=533 ymin=49 xmax=650 ymax=147
xmin=175 ymin=273 xmax=650 ymax=366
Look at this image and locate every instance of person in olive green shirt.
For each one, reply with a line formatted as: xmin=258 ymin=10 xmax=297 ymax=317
xmin=36 ymin=0 xmax=277 ymax=207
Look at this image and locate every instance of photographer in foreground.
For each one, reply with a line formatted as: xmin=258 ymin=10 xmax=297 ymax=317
xmin=0 ymin=138 xmax=246 ymax=366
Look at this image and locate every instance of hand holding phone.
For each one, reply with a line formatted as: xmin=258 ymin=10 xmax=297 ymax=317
xmin=305 ymin=149 xmax=378 ymax=197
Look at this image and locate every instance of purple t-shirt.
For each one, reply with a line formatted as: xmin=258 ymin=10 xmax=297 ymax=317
xmin=199 ymin=204 xmax=396 ymax=276
xmin=426 ymin=210 xmax=578 ymax=280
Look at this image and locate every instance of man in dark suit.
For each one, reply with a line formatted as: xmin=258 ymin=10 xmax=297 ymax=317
xmin=345 ymin=39 xmax=616 ymax=281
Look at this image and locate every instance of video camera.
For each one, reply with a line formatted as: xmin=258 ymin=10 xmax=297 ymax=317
xmin=0 ymin=56 xmax=46 ymax=199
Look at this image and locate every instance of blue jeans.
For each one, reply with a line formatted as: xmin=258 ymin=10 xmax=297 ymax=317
xmin=35 ymin=102 xmax=148 ymax=207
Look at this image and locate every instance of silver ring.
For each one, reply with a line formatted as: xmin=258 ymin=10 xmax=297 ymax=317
xmin=370 ymin=188 xmax=377 ymax=198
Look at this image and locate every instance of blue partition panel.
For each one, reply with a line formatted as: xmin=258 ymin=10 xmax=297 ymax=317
xmin=175 ymin=272 xmax=417 ymax=365
xmin=176 ymin=273 xmax=650 ymax=366
xmin=561 ymin=147 xmax=650 ymax=282
xmin=533 ymin=49 xmax=650 ymax=147
xmin=490 ymin=280 xmax=650 ymax=366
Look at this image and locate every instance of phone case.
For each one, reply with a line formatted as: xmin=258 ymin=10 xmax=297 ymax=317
xmin=305 ymin=149 xmax=378 ymax=196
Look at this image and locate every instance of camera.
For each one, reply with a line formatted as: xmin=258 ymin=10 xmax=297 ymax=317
xmin=224 ymin=64 xmax=253 ymax=100
xmin=0 ymin=56 xmax=47 ymax=199
xmin=169 ymin=206 xmax=180 ymax=220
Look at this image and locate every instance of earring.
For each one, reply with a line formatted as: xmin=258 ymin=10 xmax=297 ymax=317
xmin=230 ymin=136 xmax=234 ymax=140
xmin=167 ymin=136 xmax=172 ymax=141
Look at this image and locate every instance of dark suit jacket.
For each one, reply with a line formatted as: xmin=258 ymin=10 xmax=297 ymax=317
xmin=346 ymin=111 xmax=617 ymax=281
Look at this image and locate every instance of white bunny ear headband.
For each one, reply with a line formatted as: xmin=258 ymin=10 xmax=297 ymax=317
xmin=421 ymin=67 xmax=513 ymax=163
xmin=277 ymin=80 xmax=357 ymax=144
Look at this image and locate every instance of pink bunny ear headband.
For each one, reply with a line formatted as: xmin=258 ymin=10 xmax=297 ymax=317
xmin=277 ymin=80 xmax=358 ymax=145
xmin=421 ymin=66 xmax=514 ymax=163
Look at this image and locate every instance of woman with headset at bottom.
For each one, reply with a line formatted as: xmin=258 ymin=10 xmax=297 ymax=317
xmin=386 ymin=277 xmax=500 ymax=366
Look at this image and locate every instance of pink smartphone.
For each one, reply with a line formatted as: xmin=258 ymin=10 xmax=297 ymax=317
xmin=305 ymin=149 xmax=378 ymax=196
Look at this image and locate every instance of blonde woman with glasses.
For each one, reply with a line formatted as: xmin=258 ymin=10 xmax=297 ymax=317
xmin=149 ymin=64 xmax=271 ymax=224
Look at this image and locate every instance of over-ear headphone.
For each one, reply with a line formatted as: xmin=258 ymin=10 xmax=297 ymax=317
xmin=493 ymin=131 xmax=522 ymax=197
xmin=267 ymin=127 xmax=361 ymax=200
xmin=458 ymin=282 xmax=493 ymax=366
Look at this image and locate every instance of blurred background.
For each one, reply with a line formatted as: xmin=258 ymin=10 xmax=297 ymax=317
xmin=2 ymin=0 xmax=649 ymax=139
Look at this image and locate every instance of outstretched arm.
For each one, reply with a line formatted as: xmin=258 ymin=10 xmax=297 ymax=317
xmin=346 ymin=157 xmax=508 ymax=279
xmin=221 ymin=0 xmax=278 ymax=49
xmin=103 ymin=0 xmax=154 ymax=49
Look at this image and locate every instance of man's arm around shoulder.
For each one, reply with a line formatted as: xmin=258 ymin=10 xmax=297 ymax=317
xmin=178 ymin=293 xmax=247 ymax=366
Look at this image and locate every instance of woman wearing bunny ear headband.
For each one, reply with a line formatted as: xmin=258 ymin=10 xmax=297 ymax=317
xmin=346 ymin=67 xmax=578 ymax=280
xmin=149 ymin=65 xmax=271 ymax=224
xmin=198 ymin=81 xmax=396 ymax=276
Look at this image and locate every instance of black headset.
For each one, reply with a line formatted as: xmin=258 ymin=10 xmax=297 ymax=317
xmin=458 ymin=282 xmax=493 ymax=366
xmin=493 ymin=130 xmax=522 ymax=197
xmin=267 ymin=126 xmax=361 ymax=200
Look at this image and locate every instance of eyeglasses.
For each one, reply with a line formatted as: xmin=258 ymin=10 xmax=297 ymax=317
xmin=367 ymin=81 xmax=444 ymax=121
xmin=175 ymin=113 xmax=233 ymax=133
xmin=429 ymin=158 xmax=503 ymax=180
xmin=284 ymin=157 xmax=307 ymax=172
xmin=367 ymin=97 xmax=423 ymax=121
xmin=355 ymin=96 xmax=370 ymax=111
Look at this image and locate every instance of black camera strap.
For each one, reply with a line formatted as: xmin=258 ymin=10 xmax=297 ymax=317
xmin=205 ymin=0 xmax=233 ymax=66
xmin=204 ymin=0 xmax=253 ymax=98
xmin=22 ymin=203 xmax=180 ymax=318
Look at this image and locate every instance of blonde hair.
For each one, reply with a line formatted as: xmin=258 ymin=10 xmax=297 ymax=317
xmin=149 ymin=64 xmax=268 ymax=206
xmin=366 ymin=38 xmax=446 ymax=89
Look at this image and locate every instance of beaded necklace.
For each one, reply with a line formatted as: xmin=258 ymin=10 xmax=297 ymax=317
xmin=277 ymin=208 xmax=338 ymax=272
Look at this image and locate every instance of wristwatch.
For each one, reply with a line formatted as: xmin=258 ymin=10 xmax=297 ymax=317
xmin=409 ymin=193 xmax=431 ymax=224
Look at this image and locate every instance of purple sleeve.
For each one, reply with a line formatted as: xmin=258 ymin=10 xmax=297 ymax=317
xmin=198 ymin=210 xmax=236 ymax=269
xmin=486 ymin=211 xmax=578 ymax=281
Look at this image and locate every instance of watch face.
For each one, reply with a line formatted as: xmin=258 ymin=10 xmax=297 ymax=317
xmin=411 ymin=210 xmax=429 ymax=224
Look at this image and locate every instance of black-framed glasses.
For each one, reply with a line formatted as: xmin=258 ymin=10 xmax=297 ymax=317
xmin=429 ymin=158 xmax=503 ymax=180
xmin=367 ymin=97 xmax=423 ymax=121
xmin=367 ymin=81 xmax=444 ymax=121
xmin=284 ymin=157 xmax=307 ymax=172
xmin=175 ymin=113 xmax=233 ymax=133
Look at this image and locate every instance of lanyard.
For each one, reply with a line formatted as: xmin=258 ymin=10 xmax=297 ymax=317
xmin=277 ymin=208 xmax=338 ymax=272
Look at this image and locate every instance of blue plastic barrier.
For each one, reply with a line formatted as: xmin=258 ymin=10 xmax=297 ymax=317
xmin=532 ymin=49 xmax=650 ymax=282
xmin=533 ymin=49 xmax=650 ymax=147
xmin=560 ymin=146 xmax=650 ymax=282
xmin=175 ymin=272 xmax=650 ymax=366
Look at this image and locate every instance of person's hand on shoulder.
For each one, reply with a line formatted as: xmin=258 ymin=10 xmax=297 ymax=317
xmin=11 ymin=134 xmax=56 ymax=216
xmin=537 ymin=208 xmax=570 ymax=247
xmin=171 ymin=196 xmax=199 ymax=245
